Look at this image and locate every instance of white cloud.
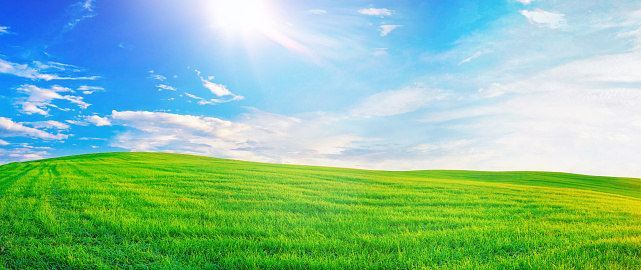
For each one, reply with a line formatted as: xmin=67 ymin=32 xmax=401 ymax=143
xmin=200 ymin=77 xmax=232 ymax=96
xmin=411 ymin=140 xmax=476 ymax=153
xmin=379 ymin=25 xmax=402 ymax=36
xmin=0 ymin=58 xmax=99 ymax=81
xmin=0 ymin=147 xmax=50 ymax=164
xmin=83 ymin=0 xmax=94 ymax=11
xmin=118 ymin=42 xmax=134 ymax=50
xmin=64 ymin=0 xmax=97 ymax=32
xmin=306 ymin=135 xmax=371 ymax=155
xmin=480 ymin=51 xmax=641 ymax=99
xmin=185 ymin=92 xmax=239 ymax=105
xmin=32 ymin=61 xmax=78 ymax=71
xmin=148 ymin=70 xmax=167 ymax=81
xmin=156 ymin=84 xmax=177 ymax=91
xmin=459 ymin=49 xmax=493 ymax=65
xmin=78 ymin=137 xmax=107 ymax=141
xmin=617 ymin=27 xmax=641 ymax=49
xmin=418 ymin=45 xmax=641 ymax=177
xmin=351 ymin=85 xmax=446 ymax=117
xmin=0 ymin=139 xmax=9 ymax=146
xmin=515 ymin=0 xmax=535 ymax=4
xmin=0 ymin=117 xmax=68 ymax=140
xmin=477 ymin=83 xmax=509 ymax=98
xmin=109 ymin=110 xmax=257 ymax=157
xmin=15 ymin=85 xmax=90 ymax=116
xmin=78 ymin=85 xmax=105 ymax=94
xmin=521 ymin=9 xmax=567 ymax=29
xmin=193 ymin=72 xmax=245 ymax=102
xmin=373 ymin=48 xmax=388 ymax=56
xmin=25 ymin=121 xmax=70 ymax=130
xmin=111 ymin=110 xmax=250 ymax=136
xmin=308 ymin=9 xmax=327 ymax=14
xmin=184 ymin=92 xmax=203 ymax=100
xmin=359 ymin=8 xmax=392 ymax=17
xmin=107 ymin=110 xmax=376 ymax=166
xmin=430 ymin=89 xmax=641 ymax=177
xmin=0 ymin=26 xmax=9 ymax=35
xmin=85 ymin=115 xmax=111 ymax=126
xmin=149 ymin=74 xmax=166 ymax=81
xmin=198 ymin=95 xmax=245 ymax=105
xmin=544 ymin=51 xmax=641 ymax=83
xmin=66 ymin=120 xmax=89 ymax=126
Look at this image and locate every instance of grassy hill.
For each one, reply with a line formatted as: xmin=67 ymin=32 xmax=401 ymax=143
xmin=0 ymin=152 xmax=639 ymax=269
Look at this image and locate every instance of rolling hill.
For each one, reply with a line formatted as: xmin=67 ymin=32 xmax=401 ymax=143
xmin=0 ymin=152 xmax=639 ymax=269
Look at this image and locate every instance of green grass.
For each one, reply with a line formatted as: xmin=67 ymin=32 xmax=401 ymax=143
xmin=0 ymin=152 xmax=639 ymax=269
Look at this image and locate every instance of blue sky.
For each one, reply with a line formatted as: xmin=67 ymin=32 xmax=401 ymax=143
xmin=2 ymin=0 xmax=641 ymax=177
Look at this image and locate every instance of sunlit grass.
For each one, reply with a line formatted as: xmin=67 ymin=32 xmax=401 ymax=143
xmin=0 ymin=152 xmax=639 ymax=269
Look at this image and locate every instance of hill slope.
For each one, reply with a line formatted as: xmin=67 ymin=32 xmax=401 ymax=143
xmin=0 ymin=152 xmax=639 ymax=269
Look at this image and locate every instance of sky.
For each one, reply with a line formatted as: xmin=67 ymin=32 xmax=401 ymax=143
xmin=1 ymin=0 xmax=641 ymax=177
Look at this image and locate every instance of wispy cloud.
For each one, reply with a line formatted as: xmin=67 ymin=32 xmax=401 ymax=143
xmin=0 ymin=117 xmax=68 ymax=140
xmin=521 ymin=9 xmax=567 ymax=29
xmin=184 ymin=92 xmax=203 ymax=100
xmin=351 ymin=85 xmax=447 ymax=118
xmin=515 ymin=0 xmax=535 ymax=4
xmin=66 ymin=120 xmax=89 ymax=126
xmin=417 ymin=86 xmax=641 ymax=176
xmin=481 ymin=51 xmax=641 ymax=92
xmin=78 ymin=85 xmax=104 ymax=94
xmin=194 ymin=71 xmax=244 ymax=102
xmin=308 ymin=9 xmax=327 ymax=15
xmin=617 ymin=27 xmax=641 ymax=49
xmin=15 ymin=85 xmax=90 ymax=116
xmin=185 ymin=92 xmax=244 ymax=105
xmin=83 ymin=0 xmax=94 ymax=11
xmin=32 ymin=61 xmax=78 ymax=71
xmin=0 ymin=26 xmax=11 ymax=35
xmin=64 ymin=0 xmax=97 ymax=32
xmin=24 ymin=121 xmax=70 ymax=130
xmin=118 ymin=42 xmax=134 ymax=50
xmin=198 ymin=96 xmax=244 ymax=105
xmin=148 ymin=70 xmax=167 ymax=81
xmin=359 ymin=8 xmax=392 ymax=17
xmin=379 ymin=25 xmax=402 ymax=36
xmin=200 ymin=76 xmax=232 ymax=96
xmin=417 ymin=25 xmax=641 ymax=177
xmin=458 ymin=49 xmax=494 ymax=65
xmin=156 ymin=84 xmax=177 ymax=91
xmin=0 ymin=58 xmax=98 ymax=81
xmin=373 ymin=48 xmax=388 ymax=56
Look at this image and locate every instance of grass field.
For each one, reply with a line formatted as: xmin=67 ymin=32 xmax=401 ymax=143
xmin=0 ymin=152 xmax=640 ymax=269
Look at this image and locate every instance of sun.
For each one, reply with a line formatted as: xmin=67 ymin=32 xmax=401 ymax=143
xmin=209 ymin=0 xmax=311 ymax=56
xmin=213 ymin=0 xmax=275 ymax=34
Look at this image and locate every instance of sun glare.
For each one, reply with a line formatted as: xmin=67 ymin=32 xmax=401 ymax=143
xmin=210 ymin=0 xmax=312 ymax=56
xmin=214 ymin=0 xmax=274 ymax=33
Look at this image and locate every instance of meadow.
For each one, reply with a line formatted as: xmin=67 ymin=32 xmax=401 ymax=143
xmin=0 ymin=152 xmax=639 ymax=269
